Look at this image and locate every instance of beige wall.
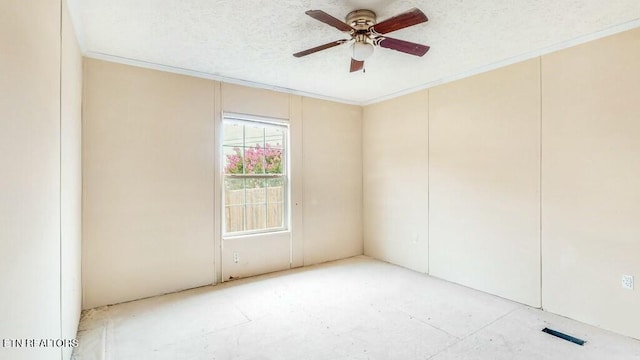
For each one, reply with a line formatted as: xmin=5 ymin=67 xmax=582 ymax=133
xmin=541 ymin=27 xmax=640 ymax=339
xmin=82 ymin=62 xmax=364 ymax=306
xmin=363 ymin=28 xmax=640 ymax=339
xmin=0 ymin=1 xmax=61 ymax=358
xmin=61 ymin=1 xmax=84 ymax=359
xmin=302 ymin=98 xmax=363 ymax=265
xmin=82 ymin=59 xmax=217 ymax=308
xmin=363 ymin=90 xmax=429 ymax=273
xmin=222 ymin=83 xmax=290 ymax=119
xmin=222 ymin=232 xmax=291 ymax=279
xmin=429 ymin=59 xmax=542 ymax=307
xmin=1 ymin=1 xmax=82 ymax=359
xmin=362 ymin=61 xmax=542 ymax=307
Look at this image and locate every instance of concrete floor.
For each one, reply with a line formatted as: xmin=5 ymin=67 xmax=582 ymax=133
xmin=73 ymin=256 xmax=640 ymax=360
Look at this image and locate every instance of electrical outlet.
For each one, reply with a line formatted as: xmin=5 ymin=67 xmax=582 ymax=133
xmin=622 ymin=275 xmax=634 ymax=290
xmin=233 ymin=252 xmax=240 ymax=264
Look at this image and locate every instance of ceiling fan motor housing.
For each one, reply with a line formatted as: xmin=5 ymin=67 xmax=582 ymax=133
xmin=346 ymin=9 xmax=377 ymax=31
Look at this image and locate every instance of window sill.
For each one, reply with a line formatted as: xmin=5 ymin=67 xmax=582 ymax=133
xmin=223 ymin=229 xmax=291 ymax=241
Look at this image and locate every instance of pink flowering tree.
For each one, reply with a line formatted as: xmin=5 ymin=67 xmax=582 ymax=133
xmin=225 ymin=143 xmax=283 ymax=175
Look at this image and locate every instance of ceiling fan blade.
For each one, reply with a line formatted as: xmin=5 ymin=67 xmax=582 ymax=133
xmin=350 ymin=58 xmax=364 ymax=72
xmin=293 ymin=40 xmax=347 ymax=57
xmin=370 ymin=8 xmax=428 ymax=35
xmin=306 ymin=10 xmax=354 ymax=32
xmin=376 ymin=36 xmax=430 ymax=57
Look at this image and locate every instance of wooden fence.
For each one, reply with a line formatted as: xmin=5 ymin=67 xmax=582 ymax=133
xmin=225 ymin=186 xmax=284 ymax=232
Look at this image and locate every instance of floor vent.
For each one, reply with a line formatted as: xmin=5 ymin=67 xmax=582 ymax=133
xmin=542 ymin=327 xmax=586 ymax=346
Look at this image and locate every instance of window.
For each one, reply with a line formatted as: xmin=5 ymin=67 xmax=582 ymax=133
xmin=222 ymin=115 xmax=288 ymax=235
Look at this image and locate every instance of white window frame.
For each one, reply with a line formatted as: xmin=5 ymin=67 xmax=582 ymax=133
xmin=221 ymin=113 xmax=290 ymax=237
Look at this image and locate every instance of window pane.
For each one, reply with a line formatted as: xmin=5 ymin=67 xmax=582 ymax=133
xmin=264 ymin=147 xmax=283 ymax=174
xmin=265 ymin=127 xmax=284 ymax=174
xmin=244 ymin=125 xmax=265 ymax=174
xmin=244 ymin=124 xmax=265 ymax=148
xmin=224 ymin=178 xmax=244 ymax=205
xmin=224 ymin=178 xmax=245 ymax=233
xmin=225 ymin=205 xmax=244 ymax=233
xmin=245 ymin=178 xmax=266 ymax=204
xmin=223 ymin=146 xmax=244 ymax=174
xmin=244 ymin=145 xmax=265 ymax=174
xmin=245 ymin=204 xmax=267 ymax=231
xmin=266 ymin=178 xmax=284 ymax=228
xmin=265 ymin=127 xmax=284 ymax=149
xmin=245 ymin=179 xmax=266 ymax=231
xmin=223 ymin=123 xmax=244 ymax=147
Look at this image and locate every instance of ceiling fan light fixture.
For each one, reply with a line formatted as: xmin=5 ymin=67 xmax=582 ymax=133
xmin=293 ymin=8 xmax=429 ymax=71
xmin=351 ymin=41 xmax=374 ymax=61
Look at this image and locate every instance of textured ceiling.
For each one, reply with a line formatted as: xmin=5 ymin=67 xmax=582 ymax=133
xmin=67 ymin=0 xmax=640 ymax=104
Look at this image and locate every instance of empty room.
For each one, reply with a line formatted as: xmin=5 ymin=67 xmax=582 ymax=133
xmin=2 ymin=0 xmax=640 ymax=359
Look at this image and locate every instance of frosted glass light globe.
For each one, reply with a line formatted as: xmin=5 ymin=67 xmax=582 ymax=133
xmin=351 ymin=41 xmax=374 ymax=61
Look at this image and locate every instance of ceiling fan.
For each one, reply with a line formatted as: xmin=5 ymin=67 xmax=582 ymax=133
xmin=293 ymin=8 xmax=430 ymax=72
